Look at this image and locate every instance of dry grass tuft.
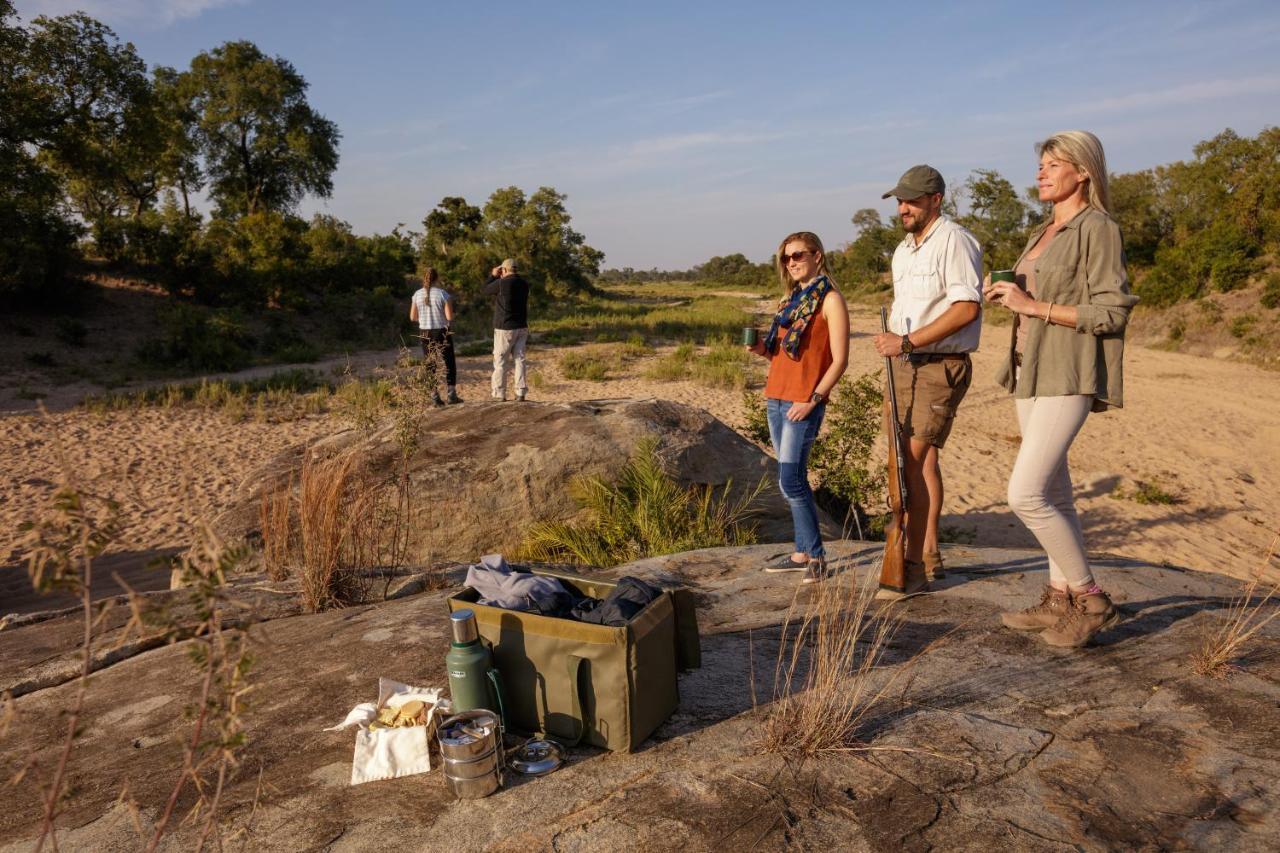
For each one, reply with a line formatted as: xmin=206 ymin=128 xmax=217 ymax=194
xmin=259 ymin=481 xmax=293 ymax=581
xmin=297 ymin=453 xmax=376 ymax=611
xmin=1193 ymin=532 xmax=1280 ymax=678
xmin=756 ymin=565 xmax=913 ymax=760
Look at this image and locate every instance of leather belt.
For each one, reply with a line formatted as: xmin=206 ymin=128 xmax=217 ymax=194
xmin=906 ymin=352 xmax=970 ymax=365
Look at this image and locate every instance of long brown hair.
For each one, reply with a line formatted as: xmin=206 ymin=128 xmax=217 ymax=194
xmin=775 ymin=231 xmax=836 ymax=294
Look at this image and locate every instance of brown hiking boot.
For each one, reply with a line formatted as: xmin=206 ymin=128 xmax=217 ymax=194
xmin=874 ymin=559 xmax=930 ymax=601
xmin=924 ymin=550 xmax=946 ymax=581
xmin=1040 ymin=590 xmax=1121 ymax=648
xmin=1000 ymin=585 xmax=1071 ymax=631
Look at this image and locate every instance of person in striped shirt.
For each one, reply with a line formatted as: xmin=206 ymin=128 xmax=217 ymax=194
xmin=409 ymin=267 xmax=461 ymax=405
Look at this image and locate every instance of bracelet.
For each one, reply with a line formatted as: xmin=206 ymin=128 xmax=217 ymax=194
xmin=1044 ymin=301 xmax=1055 ymax=324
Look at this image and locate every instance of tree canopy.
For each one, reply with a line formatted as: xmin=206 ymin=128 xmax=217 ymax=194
xmin=419 ymin=187 xmax=603 ymax=299
xmin=186 ymin=40 xmax=340 ymax=217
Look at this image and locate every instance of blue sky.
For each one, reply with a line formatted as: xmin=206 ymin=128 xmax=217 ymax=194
xmin=16 ymin=0 xmax=1280 ymax=269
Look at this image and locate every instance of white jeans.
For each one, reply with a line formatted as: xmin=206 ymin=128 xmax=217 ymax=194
xmin=1009 ymin=395 xmax=1095 ymax=588
xmin=491 ymin=328 xmax=528 ymax=398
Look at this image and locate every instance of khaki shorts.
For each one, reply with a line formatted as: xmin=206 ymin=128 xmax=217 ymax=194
xmin=889 ymin=356 xmax=972 ymax=448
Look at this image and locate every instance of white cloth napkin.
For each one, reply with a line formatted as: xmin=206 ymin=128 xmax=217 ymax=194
xmin=325 ymin=678 xmax=449 ymax=785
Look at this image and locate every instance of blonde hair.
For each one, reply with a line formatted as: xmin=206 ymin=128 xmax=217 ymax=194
xmin=1036 ymin=130 xmax=1110 ymax=214
xmin=775 ymin=231 xmax=837 ymax=293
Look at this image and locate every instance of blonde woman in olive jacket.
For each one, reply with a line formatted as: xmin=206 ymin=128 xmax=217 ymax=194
xmin=984 ymin=130 xmax=1138 ymax=649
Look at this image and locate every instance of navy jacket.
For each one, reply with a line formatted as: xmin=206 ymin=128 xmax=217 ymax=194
xmin=482 ymin=274 xmax=530 ymax=330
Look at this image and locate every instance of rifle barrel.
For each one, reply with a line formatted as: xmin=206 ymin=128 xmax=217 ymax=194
xmin=880 ymin=308 xmax=908 ymax=507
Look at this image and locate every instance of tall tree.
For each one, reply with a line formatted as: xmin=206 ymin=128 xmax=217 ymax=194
xmin=482 ymin=186 xmax=602 ymax=294
xmin=185 ymin=40 xmax=339 ymax=217
xmin=22 ymin=12 xmax=160 ymax=251
xmin=957 ymin=169 xmax=1031 ymax=272
xmin=152 ymin=65 xmax=203 ymax=219
xmin=834 ymin=208 xmax=899 ymax=286
xmin=422 ymin=196 xmax=483 ymax=257
xmin=0 ymin=0 xmax=79 ymax=302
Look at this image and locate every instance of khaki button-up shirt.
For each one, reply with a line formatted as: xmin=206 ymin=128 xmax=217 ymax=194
xmin=995 ymin=207 xmax=1139 ymax=411
xmin=889 ymin=216 xmax=983 ymax=353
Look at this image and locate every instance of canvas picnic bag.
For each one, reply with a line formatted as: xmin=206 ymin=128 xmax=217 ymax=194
xmin=446 ymin=567 xmax=700 ymax=753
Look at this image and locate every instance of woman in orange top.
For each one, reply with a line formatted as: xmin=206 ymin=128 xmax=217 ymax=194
xmin=747 ymin=231 xmax=849 ymax=583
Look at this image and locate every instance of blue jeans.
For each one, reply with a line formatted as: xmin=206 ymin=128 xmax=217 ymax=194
xmin=766 ymin=398 xmax=826 ymax=558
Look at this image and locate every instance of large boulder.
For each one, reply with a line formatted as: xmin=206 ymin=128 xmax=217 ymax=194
xmin=214 ymin=398 xmax=838 ymax=566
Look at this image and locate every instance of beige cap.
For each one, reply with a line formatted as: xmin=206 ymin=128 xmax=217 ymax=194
xmin=501 ymin=258 xmax=517 ymax=273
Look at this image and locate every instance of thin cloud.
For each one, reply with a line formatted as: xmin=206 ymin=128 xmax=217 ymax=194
xmin=652 ymin=89 xmax=732 ymax=112
xmin=621 ymin=129 xmax=789 ymax=158
xmin=1083 ymin=75 xmax=1280 ymax=115
xmin=974 ymin=74 xmax=1280 ymax=126
xmin=16 ymin=0 xmax=249 ymax=27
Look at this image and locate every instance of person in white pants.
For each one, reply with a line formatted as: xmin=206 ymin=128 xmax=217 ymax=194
xmin=482 ymin=258 xmax=531 ymax=401
xmin=984 ymin=130 xmax=1138 ymax=649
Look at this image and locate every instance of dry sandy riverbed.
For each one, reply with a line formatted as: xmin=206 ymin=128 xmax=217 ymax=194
xmin=2 ymin=302 xmax=1277 ymax=612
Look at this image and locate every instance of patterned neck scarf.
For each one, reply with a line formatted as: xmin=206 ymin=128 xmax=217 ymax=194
xmin=764 ymin=275 xmax=832 ymax=359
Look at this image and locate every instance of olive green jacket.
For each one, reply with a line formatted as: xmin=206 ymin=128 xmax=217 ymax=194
xmin=995 ymin=207 xmax=1139 ymax=411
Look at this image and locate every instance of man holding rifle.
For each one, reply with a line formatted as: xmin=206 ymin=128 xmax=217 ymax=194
xmin=873 ymin=165 xmax=983 ymax=599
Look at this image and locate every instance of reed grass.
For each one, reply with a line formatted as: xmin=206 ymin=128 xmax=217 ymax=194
xmin=560 ymin=351 xmax=611 ymax=381
xmin=533 ymin=283 xmax=752 ymax=346
xmin=297 ymin=453 xmax=375 ymax=611
xmin=259 ymin=482 xmax=293 ymax=581
xmin=81 ymin=369 xmax=331 ymax=417
xmin=643 ymin=338 xmax=753 ymax=389
xmin=1193 ymin=533 xmax=1280 ymax=678
xmin=689 ymin=335 xmax=753 ymax=390
xmin=756 ymin=566 xmax=912 ymax=760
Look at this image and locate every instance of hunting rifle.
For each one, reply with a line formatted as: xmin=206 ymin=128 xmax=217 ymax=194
xmin=879 ymin=307 xmax=909 ymax=595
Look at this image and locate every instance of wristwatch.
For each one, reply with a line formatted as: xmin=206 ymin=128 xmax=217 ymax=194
xmin=900 ymin=334 xmax=915 ymax=355
xmin=810 ymin=390 xmax=826 ymax=404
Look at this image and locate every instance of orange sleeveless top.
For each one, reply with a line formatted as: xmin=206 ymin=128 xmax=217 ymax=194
xmin=764 ymin=297 xmax=833 ymax=403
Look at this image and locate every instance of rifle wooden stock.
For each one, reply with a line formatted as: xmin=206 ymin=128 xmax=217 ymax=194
xmin=879 ymin=308 xmax=909 ymax=594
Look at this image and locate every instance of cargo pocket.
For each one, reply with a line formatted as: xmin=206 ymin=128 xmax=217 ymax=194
xmin=926 ymin=403 xmax=954 ymax=432
xmin=943 ymin=359 xmax=973 ymax=395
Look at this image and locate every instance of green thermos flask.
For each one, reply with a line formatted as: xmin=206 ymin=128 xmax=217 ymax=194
xmin=446 ymin=609 xmax=506 ymax=726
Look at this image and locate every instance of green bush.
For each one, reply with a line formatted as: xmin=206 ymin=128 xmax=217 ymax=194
xmin=741 ymin=391 xmax=771 ymax=446
xmin=1138 ymin=246 xmax=1200 ymax=307
xmin=137 ymin=304 xmax=255 ymax=372
xmin=689 ymin=336 xmax=751 ymax=390
xmin=809 ymin=371 xmax=886 ymax=540
xmin=1229 ymin=314 xmax=1256 ymax=339
xmin=1262 ymin=273 xmax=1280 ymax=310
xmin=54 ymin=317 xmax=88 ymax=347
xmin=744 ymin=370 xmax=886 ymax=540
xmin=519 ymin=437 xmax=763 ymax=566
xmin=1126 ymin=480 xmax=1181 ymax=506
xmin=1210 ymin=250 xmax=1254 ymax=293
xmin=560 ymin=351 xmax=610 ymax=381
xmin=0 ymin=154 xmax=80 ymax=308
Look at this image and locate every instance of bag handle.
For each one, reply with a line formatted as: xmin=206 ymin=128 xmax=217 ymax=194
xmin=538 ymin=654 xmax=586 ymax=748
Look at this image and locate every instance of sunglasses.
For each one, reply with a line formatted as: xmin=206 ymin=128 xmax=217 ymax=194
xmin=781 ymin=251 xmax=813 ymax=264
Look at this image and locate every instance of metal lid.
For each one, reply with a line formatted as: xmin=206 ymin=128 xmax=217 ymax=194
xmin=439 ymin=710 xmax=498 ymax=747
xmin=509 ymin=739 xmax=564 ymax=776
xmin=450 ymin=609 xmax=479 ymax=644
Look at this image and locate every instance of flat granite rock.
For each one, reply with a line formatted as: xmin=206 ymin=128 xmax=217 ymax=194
xmin=1 ymin=542 xmax=1278 ymax=851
